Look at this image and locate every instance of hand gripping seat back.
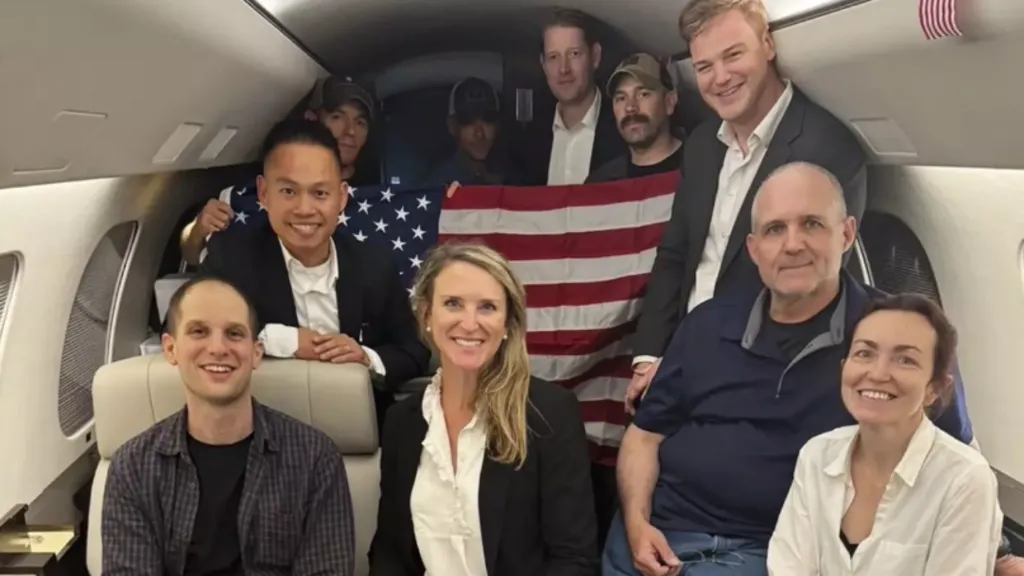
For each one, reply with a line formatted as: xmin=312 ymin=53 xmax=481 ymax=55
xmin=88 ymin=354 xmax=380 ymax=576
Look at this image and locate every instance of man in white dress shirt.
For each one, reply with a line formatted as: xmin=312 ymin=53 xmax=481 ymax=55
xmin=625 ymin=0 xmax=867 ymax=410
xmin=510 ymin=8 xmax=626 ymax=186
xmin=201 ymin=119 xmax=430 ymax=429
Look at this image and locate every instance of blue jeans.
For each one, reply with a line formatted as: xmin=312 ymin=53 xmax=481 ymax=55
xmin=602 ymin=510 xmax=767 ymax=575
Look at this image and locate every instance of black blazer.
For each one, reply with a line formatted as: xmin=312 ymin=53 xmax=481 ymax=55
xmin=515 ymin=89 xmax=627 ymax=186
xmin=200 ymin=224 xmax=431 ymax=395
xmin=633 ymin=85 xmax=868 ymax=357
xmin=368 ymin=377 xmax=599 ymax=576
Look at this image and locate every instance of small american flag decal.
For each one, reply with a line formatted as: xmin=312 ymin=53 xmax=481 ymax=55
xmin=919 ymin=0 xmax=963 ymax=40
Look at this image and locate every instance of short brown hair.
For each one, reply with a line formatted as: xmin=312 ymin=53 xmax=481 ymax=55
xmin=678 ymin=0 xmax=770 ymax=44
xmin=164 ymin=275 xmax=260 ymax=340
xmin=542 ymin=8 xmax=600 ymax=49
xmin=855 ymin=293 xmax=959 ymax=417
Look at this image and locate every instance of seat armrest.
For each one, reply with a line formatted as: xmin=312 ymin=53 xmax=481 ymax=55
xmin=998 ymin=531 xmax=1013 ymax=558
xmin=396 ymin=376 xmax=431 ymax=395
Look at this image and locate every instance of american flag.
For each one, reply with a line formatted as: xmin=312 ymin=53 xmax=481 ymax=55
xmin=222 ymin=172 xmax=680 ymax=464
xmin=919 ymin=0 xmax=962 ymax=40
xmin=437 ymin=172 xmax=679 ymax=464
xmin=221 ymin=182 xmax=446 ymax=291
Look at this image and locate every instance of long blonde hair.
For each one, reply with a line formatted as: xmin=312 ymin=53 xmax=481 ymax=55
xmin=410 ymin=241 xmax=532 ymax=469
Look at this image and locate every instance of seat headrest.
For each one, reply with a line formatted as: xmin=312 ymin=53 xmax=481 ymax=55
xmin=92 ymin=354 xmax=378 ymax=458
xmin=153 ymin=274 xmax=193 ymax=323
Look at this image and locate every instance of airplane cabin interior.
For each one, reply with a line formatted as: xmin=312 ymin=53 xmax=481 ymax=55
xmin=1 ymin=0 xmax=1023 ymax=573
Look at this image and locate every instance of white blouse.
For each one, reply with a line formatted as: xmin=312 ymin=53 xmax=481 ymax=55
xmin=768 ymin=417 xmax=1003 ymax=576
xmin=410 ymin=374 xmax=490 ymax=576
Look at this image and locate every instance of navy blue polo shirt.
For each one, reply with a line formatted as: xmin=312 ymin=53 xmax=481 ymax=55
xmin=633 ymin=273 xmax=974 ymax=544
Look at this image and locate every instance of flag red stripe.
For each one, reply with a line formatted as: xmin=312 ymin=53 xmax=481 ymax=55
xmin=524 ymin=273 xmax=652 ymax=308
xmin=580 ymin=399 xmax=632 ymax=427
xmin=590 ymin=444 xmax=620 ymax=468
xmin=441 ymin=171 xmax=679 ymax=212
xmin=438 ymin=221 xmax=667 ymax=262
xmin=919 ymin=0 xmax=960 ymax=40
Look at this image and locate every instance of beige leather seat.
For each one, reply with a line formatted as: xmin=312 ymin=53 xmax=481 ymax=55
xmin=87 ymin=354 xmax=380 ymax=576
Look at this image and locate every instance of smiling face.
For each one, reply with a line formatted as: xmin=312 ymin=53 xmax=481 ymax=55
xmin=257 ymin=141 xmax=346 ymax=265
xmin=426 ymin=261 xmax=508 ymax=373
xmin=162 ymin=281 xmax=263 ymax=408
xmin=688 ymin=7 xmax=776 ymax=127
xmin=747 ymin=164 xmax=856 ymax=300
xmin=842 ymin=309 xmax=944 ymax=425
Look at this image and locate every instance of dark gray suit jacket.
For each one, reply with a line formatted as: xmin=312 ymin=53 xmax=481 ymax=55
xmin=633 ymin=85 xmax=868 ymax=358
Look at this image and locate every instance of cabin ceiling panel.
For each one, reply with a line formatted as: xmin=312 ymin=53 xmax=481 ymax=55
xmin=0 ymin=0 xmax=325 ymax=190
xmin=250 ymin=0 xmax=689 ymax=74
xmin=775 ymin=0 xmax=1024 ymax=168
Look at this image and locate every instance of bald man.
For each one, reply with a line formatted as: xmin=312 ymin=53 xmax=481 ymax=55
xmin=603 ymin=162 xmax=976 ymax=576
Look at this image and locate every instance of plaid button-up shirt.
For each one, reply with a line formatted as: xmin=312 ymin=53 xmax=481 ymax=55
xmin=101 ymin=398 xmax=355 ymax=575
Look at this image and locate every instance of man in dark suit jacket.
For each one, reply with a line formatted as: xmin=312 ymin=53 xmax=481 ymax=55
xmin=626 ymin=0 xmax=868 ymax=410
xmin=202 ymin=119 xmax=430 ymax=429
xmin=514 ymin=8 xmax=627 ymax=186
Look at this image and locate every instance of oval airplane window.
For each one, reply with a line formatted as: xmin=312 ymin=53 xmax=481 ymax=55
xmin=0 ymin=254 xmax=18 ymax=360
xmin=859 ymin=210 xmax=943 ymax=306
xmin=1019 ymin=238 xmax=1024 ymax=298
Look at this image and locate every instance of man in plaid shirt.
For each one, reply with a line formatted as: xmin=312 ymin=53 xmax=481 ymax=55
xmin=101 ymin=276 xmax=355 ymax=576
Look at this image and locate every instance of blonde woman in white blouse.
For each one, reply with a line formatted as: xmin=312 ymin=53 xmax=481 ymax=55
xmin=368 ymin=241 xmax=599 ymax=576
xmin=767 ymin=293 xmax=1002 ymax=575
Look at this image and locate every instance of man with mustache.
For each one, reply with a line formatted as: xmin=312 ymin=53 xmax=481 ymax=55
xmin=586 ymin=53 xmax=684 ymax=184
xmin=583 ymin=52 xmax=684 ymax=551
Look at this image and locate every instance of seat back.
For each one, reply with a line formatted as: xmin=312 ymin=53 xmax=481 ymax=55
xmin=153 ymin=274 xmax=192 ymax=323
xmin=88 ymin=354 xmax=380 ymax=576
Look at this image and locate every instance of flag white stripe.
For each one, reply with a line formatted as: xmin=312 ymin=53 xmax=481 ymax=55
xmin=439 ymin=194 xmax=673 ymax=236
xmin=527 ymin=298 xmax=642 ymax=333
xmin=508 ymin=248 xmax=657 ymax=286
xmin=573 ymin=376 xmax=630 ymax=403
xmin=585 ymin=421 xmax=626 ymax=446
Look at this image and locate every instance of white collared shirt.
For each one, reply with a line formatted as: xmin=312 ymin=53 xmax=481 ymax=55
xmin=547 ymin=89 xmax=601 ymax=185
xmin=633 ymin=82 xmax=796 ymax=368
xmin=686 ymin=80 xmax=794 ymax=313
xmin=410 ymin=371 xmax=489 ymax=576
xmin=259 ymin=239 xmax=386 ymax=376
xmin=767 ymin=416 xmax=1003 ymax=576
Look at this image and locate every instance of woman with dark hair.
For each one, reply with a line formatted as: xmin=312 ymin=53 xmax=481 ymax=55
xmin=767 ymin=293 xmax=1003 ymax=575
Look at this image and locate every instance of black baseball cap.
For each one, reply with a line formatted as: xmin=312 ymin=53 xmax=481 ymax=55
xmin=448 ymin=77 xmax=500 ymax=125
xmin=309 ymin=76 xmax=376 ymax=121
